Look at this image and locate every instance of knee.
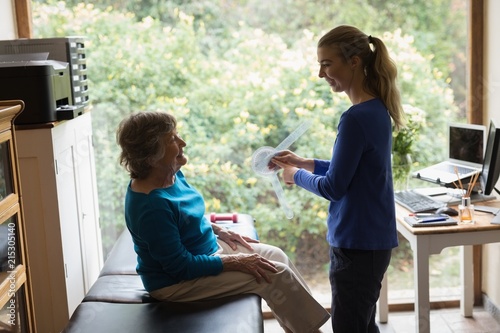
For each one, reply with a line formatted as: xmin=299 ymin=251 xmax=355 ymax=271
xmin=270 ymin=263 xmax=300 ymax=290
xmin=264 ymin=264 xmax=302 ymax=306
xmin=263 ymin=244 xmax=289 ymax=263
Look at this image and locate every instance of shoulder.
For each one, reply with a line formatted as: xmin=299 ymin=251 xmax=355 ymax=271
xmin=129 ymin=179 xmax=154 ymax=194
xmin=343 ymin=98 xmax=389 ymax=124
xmin=346 ymin=98 xmax=386 ymax=114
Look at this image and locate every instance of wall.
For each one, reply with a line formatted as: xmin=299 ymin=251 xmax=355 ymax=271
xmin=482 ymin=0 xmax=500 ymax=312
xmin=0 ymin=0 xmax=16 ymax=39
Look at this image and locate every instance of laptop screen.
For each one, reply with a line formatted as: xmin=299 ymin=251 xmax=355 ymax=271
xmin=449 ymin=123 xmax=485 ymax=165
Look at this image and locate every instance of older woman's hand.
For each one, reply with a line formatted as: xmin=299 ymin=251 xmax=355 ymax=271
xmin=221 ymin=253 xmax=278 ymax=283
xmin=217 ymin=228 xmax=259 ymax=251
xmin=212 ymin=223 xmax=259 ymax=251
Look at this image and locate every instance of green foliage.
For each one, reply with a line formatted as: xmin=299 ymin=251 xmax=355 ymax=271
xmin=393 ymin=105 xmax=426 ymax=156
xmin=392 ymin=104 xmax=426 ymax=189
xmin=32 ymin=1 xmax=464 ymax=263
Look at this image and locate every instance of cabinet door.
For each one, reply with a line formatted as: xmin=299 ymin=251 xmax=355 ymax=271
xmin=53 ymin=113 xmax=102 ymax=312
xmin=54 ymin=142 xmax=86 ymax=316
xmin=72 ymin=115 xmax=103 ymax=290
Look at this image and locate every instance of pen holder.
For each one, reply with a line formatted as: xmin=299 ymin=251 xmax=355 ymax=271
xmin=458 ymin=196 xmax=475 ymax=224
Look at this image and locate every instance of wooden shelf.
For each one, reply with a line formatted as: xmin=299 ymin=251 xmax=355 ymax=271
xmin=0 ymin=265 xmax=26 ymax=308
xmin=0 ymin=99 xmax=33 ymax=331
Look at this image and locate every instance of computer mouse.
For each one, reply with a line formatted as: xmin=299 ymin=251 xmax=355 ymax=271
xmin=435 ymin=206 xmax=459 ymax=216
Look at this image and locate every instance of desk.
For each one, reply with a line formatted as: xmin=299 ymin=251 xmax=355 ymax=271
xmin=377 ymin=200 xmax=500 ymax=333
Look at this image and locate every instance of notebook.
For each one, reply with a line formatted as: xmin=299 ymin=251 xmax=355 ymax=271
xmin=403 ymin=215 xmax=458 ymax=227
xmin=412 ymin=123 xmax=486 ymax=185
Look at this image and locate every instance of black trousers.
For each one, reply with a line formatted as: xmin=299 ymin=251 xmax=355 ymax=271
xmin=329 ymin=247 xmax=392 ymax=333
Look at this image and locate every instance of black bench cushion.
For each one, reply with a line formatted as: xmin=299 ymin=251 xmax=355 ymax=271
xmin=63 ymin=295 xmax=263 ymax=333
xmin=99 ymin=229 xmax=137 ymax=277
xmin=83 ymin=274 xmax=154 ymax=303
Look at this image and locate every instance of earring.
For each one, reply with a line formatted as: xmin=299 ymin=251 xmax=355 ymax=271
xmin=364 ymin=67 xmax=368 ymax=77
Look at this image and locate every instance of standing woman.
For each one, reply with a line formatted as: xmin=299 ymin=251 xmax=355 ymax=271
xmin=272 ymin=25 xmax=405 ymax=333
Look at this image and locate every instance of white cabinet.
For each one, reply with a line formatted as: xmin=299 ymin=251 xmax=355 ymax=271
xmin=15 ymin=112 xmax=103 ymax=333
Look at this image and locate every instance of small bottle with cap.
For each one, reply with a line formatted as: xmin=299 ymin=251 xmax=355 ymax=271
xmin=458 ymin=196 xmax=474 ymax=224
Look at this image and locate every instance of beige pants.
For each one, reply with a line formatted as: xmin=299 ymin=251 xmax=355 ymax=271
xmin=150 ymin=239 xmax=330 ymax=333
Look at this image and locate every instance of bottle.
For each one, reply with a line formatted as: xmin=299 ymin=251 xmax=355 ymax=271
xmin=458 ymin=196 xmax=475 ymax=224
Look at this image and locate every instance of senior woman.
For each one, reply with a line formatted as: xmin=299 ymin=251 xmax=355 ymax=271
xmin=116 ymin=111 xmax=330 ymax=333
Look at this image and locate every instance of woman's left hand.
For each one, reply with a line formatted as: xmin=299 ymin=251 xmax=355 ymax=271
xmin=217 ymin=228 xmax=259 ymax=251
xmin=272 ymin=159 xmax=299 ymax=185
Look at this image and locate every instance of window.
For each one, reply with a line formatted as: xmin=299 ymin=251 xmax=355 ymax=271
xmin=23 ymin=0 xmax=482 ymax=310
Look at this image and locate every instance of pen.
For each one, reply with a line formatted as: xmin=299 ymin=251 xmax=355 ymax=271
xmin=410 ymin=213 xmax=448 ymax=217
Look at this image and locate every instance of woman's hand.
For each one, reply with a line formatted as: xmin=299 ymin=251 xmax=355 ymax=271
xmin=271 ymin=159 xmax=299 ymax=186
xmin=271 ymin=150 xmax=314 ymax=185
xmin=272 ymin=150 xmax=314 ymax=171
xmin=217 ymin=228 xmax=259 ymax=251
xmin=221 ymin=253 xmax=278 ymax=283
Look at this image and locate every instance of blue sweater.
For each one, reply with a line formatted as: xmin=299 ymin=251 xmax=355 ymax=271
xmin=125 ymin=171 xmax=223 ymax=292
xmin=294 ymin=98 xmax=398 ymax=250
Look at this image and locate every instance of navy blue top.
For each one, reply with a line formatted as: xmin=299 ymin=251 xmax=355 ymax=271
xmin=294 ymin=98 xmax=398 ymax=250
xmin=125 ymin=171 xmax=223 ymax=292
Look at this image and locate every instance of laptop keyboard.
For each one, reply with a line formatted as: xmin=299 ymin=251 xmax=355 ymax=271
xmin=394 ymin=190 xmax=445 ymax=213
xmin=434 ymin=163 xmax=476 ymax=175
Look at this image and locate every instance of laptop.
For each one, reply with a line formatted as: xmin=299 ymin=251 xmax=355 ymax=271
xmin=412 ymin=123 xmax=486 ymax=185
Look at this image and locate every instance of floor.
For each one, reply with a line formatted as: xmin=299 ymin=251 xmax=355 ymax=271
xmin=263 ymin=307 xmax=500 ymax=332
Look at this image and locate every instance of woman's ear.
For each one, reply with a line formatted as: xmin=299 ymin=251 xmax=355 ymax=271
xmin=349 ymin=55 xmax=361 ymax=70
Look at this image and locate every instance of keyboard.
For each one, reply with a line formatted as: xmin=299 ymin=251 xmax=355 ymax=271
xmin=434 ymin=163 xmax=477 ymax=176
xmin=394 ymin=190 xmax=446 ymax=213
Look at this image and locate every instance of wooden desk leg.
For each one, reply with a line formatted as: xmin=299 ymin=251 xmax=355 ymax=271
xmin=414 ymin=238 xmax=431 ymax=333
xmin=461 ymin=245 xmax=474 ymax=317
xmin=378 ymin=272 xmax=388 ymax=323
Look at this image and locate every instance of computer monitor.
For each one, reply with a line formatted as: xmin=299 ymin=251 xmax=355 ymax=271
xmin=480 ymin=119 xmax=500 ymax=195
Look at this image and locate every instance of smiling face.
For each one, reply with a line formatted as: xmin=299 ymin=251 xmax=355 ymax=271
xmin=158 ymin=130 xmax=188 ymax=173
xmin=317 ymin=46 xmax=355 ymax=94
